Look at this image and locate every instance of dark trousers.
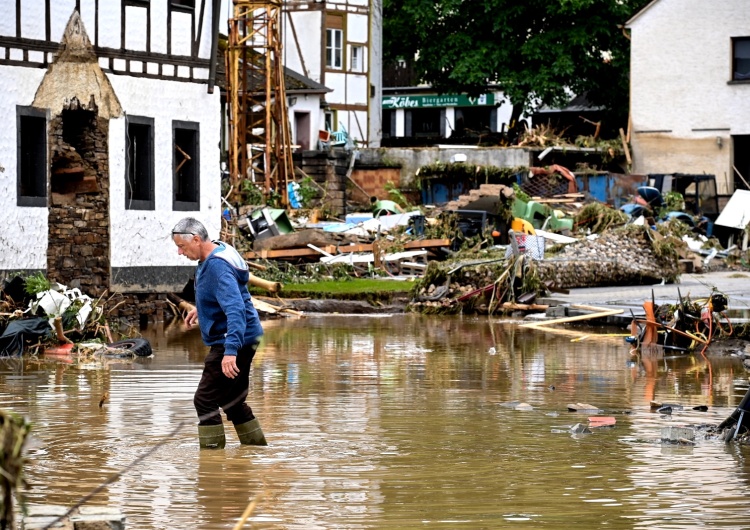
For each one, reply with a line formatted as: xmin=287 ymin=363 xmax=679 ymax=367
xmin=194 ymin=341 xmax=259 ymax=426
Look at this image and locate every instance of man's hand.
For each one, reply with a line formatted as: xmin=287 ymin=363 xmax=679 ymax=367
xmin=184 ymin=308 xmax=198 ymax=329
xmin=222 ymin=355 xmax=239 ymax=379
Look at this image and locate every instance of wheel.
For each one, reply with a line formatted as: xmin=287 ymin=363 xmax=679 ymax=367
xmin=106 ymin=338 xmax=153 ymax=357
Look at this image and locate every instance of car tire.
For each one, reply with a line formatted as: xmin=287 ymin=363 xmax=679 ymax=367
xmin=106 ymin=338 xmax=153 ymax=357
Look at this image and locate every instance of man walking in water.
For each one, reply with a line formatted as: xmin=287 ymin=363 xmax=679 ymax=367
xmin=172 ymin=217 xmax=267 ymax=448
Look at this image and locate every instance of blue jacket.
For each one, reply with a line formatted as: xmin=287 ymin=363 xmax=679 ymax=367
xmin=194 ymin=242 xmax=263 ymax=356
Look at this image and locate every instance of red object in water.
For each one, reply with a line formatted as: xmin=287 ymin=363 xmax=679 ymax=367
xmin=44 ymin=343 xmax=75 ymax=356
xmin=588 ymin=416 xmax=616 ymax=427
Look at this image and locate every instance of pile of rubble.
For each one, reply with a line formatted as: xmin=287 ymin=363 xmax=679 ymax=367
xmin=536 ymin=225 xmax=681 ymax=289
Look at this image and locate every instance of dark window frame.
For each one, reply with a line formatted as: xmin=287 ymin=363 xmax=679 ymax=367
xmin=732 ymin=36 xmax=750 ymax=81
xmin=125 ymin=115 xmax=155 ymax=211
xmin=172 ymin=120 xmax=200 ymax=211
xmin=17 ymin=106 xmax=48 ymax=208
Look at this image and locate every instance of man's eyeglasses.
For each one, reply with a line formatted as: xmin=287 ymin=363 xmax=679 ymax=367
xmin=172 ymin=231 xmax=195 ymax=236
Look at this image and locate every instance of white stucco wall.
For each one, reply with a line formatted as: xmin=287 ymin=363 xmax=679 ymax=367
xmin=289 ymin=94 xmax=324 ymax=147
xmin=347 ymin=12 xmax=368 ymax=42
xmin=108 ymin=76 xmax=222 ymax=268
xmin=630 ymin=0 xmax=750 ymax=135
xmin=629 ymin=0 xmax=750 ymax=191
xmin=0 ymin=2 xmax=16 ymax=37
xmin=125 ymin=6 xmax=148 ymax=52
xmin=282 ymin=10 xmax=323 ymax=83
xmin=0 ymin=66 xmax=49 ymax=270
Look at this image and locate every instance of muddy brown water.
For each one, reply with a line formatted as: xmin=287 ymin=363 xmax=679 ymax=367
xmin=3 ymin=314 xmax=750 ymax=529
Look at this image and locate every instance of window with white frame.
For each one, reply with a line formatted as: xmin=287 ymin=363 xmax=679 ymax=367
xmin=351 ymin=45 xmax=365 ymax=72
xmin=326 ymin=15 xmax=344 ymax=70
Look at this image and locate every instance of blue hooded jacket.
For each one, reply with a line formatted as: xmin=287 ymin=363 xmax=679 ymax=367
xmin=194 ymin=241 xmax=263 ymax=356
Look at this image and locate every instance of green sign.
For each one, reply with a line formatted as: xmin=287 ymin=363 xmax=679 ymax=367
xmin=382 ymin=93 xmax=495 ymax=109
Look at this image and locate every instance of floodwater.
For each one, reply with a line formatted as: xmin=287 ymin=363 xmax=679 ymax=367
xmin=3 ymin=314 xmax=750 ymax=529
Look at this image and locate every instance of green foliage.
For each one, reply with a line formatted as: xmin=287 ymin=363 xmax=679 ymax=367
xmin=241 ymin=181 xmax=264 ymax=205
xmin=297 ymin=176 xmax=319 ymax=208
xmin=384 ymin=181 xmax=412 ymax=209
xmin=662 ymin=191 xmax=685 ymax=212
xmin=23 ymin=272 xmax=50 ymax=296
xmin=513 ymin=183 xmax=530 ymax=203
xmin=383 ymin=0 xmax=652 ymax=130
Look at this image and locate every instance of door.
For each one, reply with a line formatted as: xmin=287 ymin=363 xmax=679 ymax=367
xmin=295 ymin=112 xmax=311 ymax=150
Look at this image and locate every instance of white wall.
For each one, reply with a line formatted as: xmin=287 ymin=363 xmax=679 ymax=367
xmin=629 ymin=0 xmax=750 ymax=191
xmin=630 ymin=0 xmax=750 ymax=135
xmin=282 ymin=10 xmax=323 ymax=83
xmin=289 ymin=94 xmax=324 ymax=147
xmin=108 ymin=76 xmax=222 ymax=268
xmin=347 ymin=13 xmax=368 ymax=42
xmin=0 ymin=66 xmax=49 ymax=270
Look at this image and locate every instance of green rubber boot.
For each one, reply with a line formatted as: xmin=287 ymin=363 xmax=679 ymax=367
xmin=234 ymin=418 xmax=268 ymax=446
xmin=198 ymin=424 xmax=226 ymax=449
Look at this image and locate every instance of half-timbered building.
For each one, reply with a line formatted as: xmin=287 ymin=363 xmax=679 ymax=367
xmin=282 ymin=0 xmax=382 ymax=148
xmin=1 ymin=0 xmax=223 ymax=303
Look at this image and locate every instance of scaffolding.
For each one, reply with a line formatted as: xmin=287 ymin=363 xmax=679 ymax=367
xmin=226 ymin=0 xmax=294 ymax=206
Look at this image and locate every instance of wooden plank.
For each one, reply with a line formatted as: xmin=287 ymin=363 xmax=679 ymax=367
xmin=245 ymin=239 xmax=450 ymax=260
xmin=520 ymin=305 xmax=623 ymax=329
xmin=245 ymin=245 xmax=336 ymax=259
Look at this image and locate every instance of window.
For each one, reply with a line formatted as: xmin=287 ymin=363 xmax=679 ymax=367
xmin=351 ymin=46 xmax=364 ymax=72
xmin=125 ymin=116 xmax=154 ymax=210
xmin=17 ymin=106 xmax=47 ymax=207
xmin=326 ymin=15 xmax=343 ymax=70
xmin=324 ymin=111 xmax=334 ymax=132
xmin=173 ymin=121 xmax=200 ymax=211
xmin=733 ymin=38 xmax=750 ymax=80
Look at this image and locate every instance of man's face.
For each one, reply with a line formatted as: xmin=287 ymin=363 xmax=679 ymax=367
xmin=173 ymin=234 xmax=202 ymax=261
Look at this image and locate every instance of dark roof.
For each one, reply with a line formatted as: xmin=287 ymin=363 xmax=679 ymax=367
xmin=215 ymin=35 xmax=330 ymax=95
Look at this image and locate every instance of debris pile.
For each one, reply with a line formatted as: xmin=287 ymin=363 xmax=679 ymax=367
xmin=0 ymin=274 xmax=143 ymax=358
xmin=536 ymin=225 xmax=681 ymax=289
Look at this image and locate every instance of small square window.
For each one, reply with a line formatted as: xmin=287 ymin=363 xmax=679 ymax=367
xmin=173 ymin=121 xmax=200 ymax=211
xmin=733 ymin=37 xmax=750 ymax=81
xmin=17 ymin=106 xmax=48 ymax=207
xmin=125 ymin=116 xmax=155 ymax=210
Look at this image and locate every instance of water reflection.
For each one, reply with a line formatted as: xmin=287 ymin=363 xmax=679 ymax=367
xmin=1 ymin=314 xmax=749 ymax=528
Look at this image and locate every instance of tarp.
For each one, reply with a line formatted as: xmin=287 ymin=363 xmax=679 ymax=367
xmin=0 ymin=318 xmax=52 ymax=357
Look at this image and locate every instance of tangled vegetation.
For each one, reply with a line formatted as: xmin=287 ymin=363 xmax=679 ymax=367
xmin=574 ymin=202 xmax=629 ymax=233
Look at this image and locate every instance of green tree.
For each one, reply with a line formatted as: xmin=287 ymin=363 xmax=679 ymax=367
xmin=383 ymin=0 xmax=651 ymax=133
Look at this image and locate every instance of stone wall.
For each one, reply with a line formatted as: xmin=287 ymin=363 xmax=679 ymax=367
xmin=47 ymin=103 xmax=110 ymax=297
xmin=356 ymin=146 xmax=532 ymax=188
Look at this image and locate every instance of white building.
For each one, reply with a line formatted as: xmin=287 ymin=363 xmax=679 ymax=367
xmin=0 ymin=1 xmax=222 ymax=295
xmin=280 ymin=0 xmax=382 ymax=148
xmin=627 ymin=0 xmax=750 ymax=197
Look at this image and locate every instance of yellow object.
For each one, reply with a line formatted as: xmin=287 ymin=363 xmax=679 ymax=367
xmin=511 ymin=218 xmax=536 ymax=235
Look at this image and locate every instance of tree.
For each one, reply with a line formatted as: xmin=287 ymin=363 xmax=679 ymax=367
xmin=383 ymin=0 xmax=651 ymax=134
